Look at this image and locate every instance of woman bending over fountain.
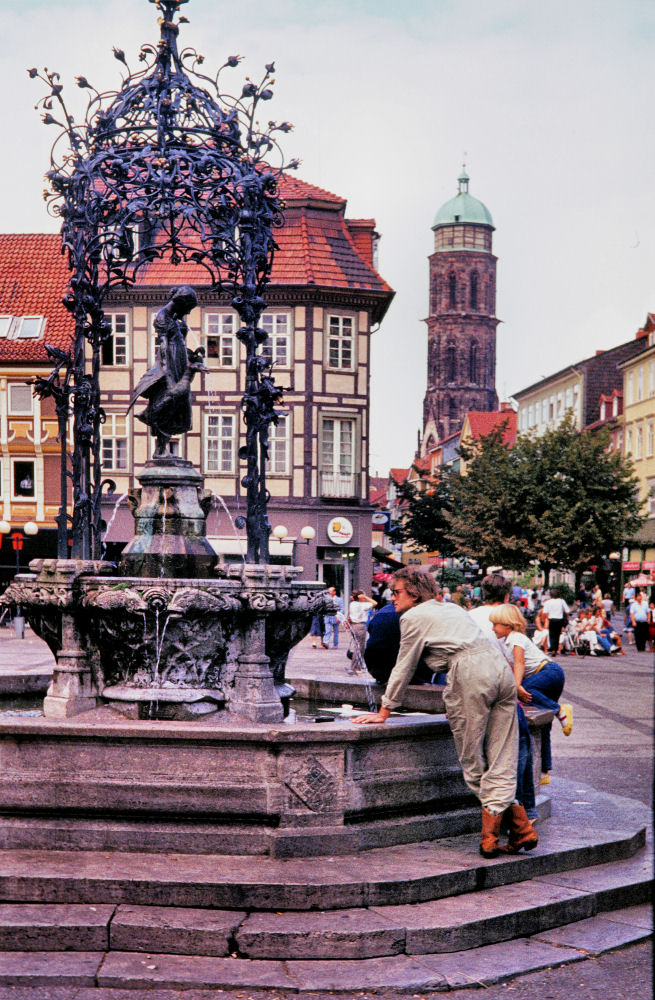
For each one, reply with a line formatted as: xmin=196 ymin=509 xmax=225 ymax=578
xmin=353 ymin=567 xmax=537 ymax=858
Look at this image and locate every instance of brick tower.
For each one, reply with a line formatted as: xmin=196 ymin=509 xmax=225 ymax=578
xmin=422 ymin=168 xmax=498 ymax=448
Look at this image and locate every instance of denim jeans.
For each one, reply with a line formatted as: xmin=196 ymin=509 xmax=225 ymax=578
xmin=516 ymin=703 xmax=536 ymax=819
xmin=522 ymin=661 xmax=565 ymax=773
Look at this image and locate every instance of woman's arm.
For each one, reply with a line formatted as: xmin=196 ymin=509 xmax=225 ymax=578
xmin=510 ymin=643 xmax=531 ymax=703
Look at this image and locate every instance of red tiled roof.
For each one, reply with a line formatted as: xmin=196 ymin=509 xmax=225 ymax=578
xmin=137 ymin=175 xmax=391 ymax=297
xmin=0 ymin=234 xmax=73 ymax=362
xmin=277 ymin=174 xmax=345 ymax=206
xmin=465 ymin=410 xmax=517 ymax=446
xmin=0 ymin=175 xmax=393 ymax=364
xmin=390 ymin=467 xmax=409 ymax=485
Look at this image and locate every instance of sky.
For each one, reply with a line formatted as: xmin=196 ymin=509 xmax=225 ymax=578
xmin=1 ymin=0 xmax=653 ymax=475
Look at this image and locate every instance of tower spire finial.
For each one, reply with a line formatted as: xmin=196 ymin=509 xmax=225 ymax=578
xmin=458 ymin=158 xmax=469 ymax=194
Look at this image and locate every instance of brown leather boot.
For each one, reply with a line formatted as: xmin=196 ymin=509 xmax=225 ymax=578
xmin=504 ymin=803 xmax=539 ymax=853
xmin=479 ymin=807 xmax=503 ymax=858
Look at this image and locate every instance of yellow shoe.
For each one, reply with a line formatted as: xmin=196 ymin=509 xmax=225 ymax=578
xmin=559 ymin=703 xmax=573 ymax=736
xmin=539 ymin=773 xmax=550 ymax=785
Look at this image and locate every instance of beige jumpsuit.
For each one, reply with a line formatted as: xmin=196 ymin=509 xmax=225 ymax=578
xmin=381 ymin=600 xmax=518 ymax=815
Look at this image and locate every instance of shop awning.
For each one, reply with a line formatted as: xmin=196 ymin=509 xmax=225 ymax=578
xmin=372 ymin=545 xmax=405 ymax=568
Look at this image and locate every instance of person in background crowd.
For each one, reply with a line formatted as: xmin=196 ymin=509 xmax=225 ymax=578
xmin=630 ymin=591 xmax=650 ymax=652
xmin=532 ymin=606 xmax=549 ymax=652
xmin=623 ymin=581 xmax=635 ymax=608
xmin=577 ymin=583 xmax=588 ymax=608
xmin=322 ymin=586 xmax=343 ymax=649
xmin=601 ymin=593 xmax=615 ymax=618
xmin=348 ymin=590 xmax=377 ymax=657
xmin=490 ymin=604 xmax=572 ymax=787
xmin=353 ymin=568 xmax=534 ymax=859
xmin=542 ymin=590 xmax=570 ymax=656
xmin=310 ymin=611 xmax=327 ymax=649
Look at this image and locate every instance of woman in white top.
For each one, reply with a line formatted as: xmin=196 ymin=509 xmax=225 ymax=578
xmin=347 ymin=590 xmax=377 ymax=659
xmin=489 ymin=604 xmax=572 ymax=786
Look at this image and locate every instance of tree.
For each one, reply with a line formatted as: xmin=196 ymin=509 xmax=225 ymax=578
xmin=445 ymin=416 xmax=645 ymax=585
xmin=390 ymin=467 xmax=455 ymax=556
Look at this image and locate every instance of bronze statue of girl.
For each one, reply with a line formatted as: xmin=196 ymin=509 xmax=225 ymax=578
xmin=127 ymin=285 xmax=206 ymax=457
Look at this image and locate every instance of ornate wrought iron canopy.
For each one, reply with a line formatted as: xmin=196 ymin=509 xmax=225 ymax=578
xmin=31 ymin=0 xmax=295 ymax=563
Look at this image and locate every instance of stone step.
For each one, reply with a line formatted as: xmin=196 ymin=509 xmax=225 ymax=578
xmin=0 ymin=904 xmax=649 ymax=992
xmin=0 ymin=818 xmax=644 ymax=913
xmin=0 ymin=846 xmax=649 ymax=961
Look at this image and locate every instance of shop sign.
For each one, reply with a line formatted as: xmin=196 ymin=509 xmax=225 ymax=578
xmin=622 ymin=561 xmax=641 ymax=571
xmin=371 ymin=511 xmax=390 ymax=530
xmin=642 ymin=561 xmax=655 ymax=571
xmin=327 ymin=516 xmax=354 ymax=545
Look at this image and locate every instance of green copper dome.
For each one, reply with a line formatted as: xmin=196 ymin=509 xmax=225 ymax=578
xmin=432 ymin=169 xmax=494 ymax=229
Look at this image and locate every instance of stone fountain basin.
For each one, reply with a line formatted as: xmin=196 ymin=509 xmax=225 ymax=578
xmin=0 ymin=709 xmax=476 ymax=858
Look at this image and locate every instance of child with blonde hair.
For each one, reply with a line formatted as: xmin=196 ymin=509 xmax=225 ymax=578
xmin=489 ymin=604 xmax=572 ymax=785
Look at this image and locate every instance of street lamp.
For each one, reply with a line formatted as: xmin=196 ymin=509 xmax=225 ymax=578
xmin=0 ymin=520 xmax=39 ymax=575
xmin=271 ymin=525 xmax=316 ymax=565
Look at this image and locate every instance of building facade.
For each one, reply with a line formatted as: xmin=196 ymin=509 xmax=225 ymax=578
xmin=513 ymin=337 xmax=645 ymax=438
xmin=422 ymin=169 xmax=498 ymax=449
xmin=0 ymin=176 xmax=393 ymax=598
xmin=619 ymin=317 xmax=655 ymax=570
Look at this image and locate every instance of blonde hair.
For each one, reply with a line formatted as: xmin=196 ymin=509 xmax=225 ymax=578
xmin=488 ymin=604 xmax=527 ymax=633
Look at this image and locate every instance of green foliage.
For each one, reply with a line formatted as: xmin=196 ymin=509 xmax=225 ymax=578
xmin=444 ymin=415 xmax=645 ymax=581
xmin=550 ymin=583 xmax=576 ymax=605
xmin=440 ymin=566 xmax=465 ymax=589
xmin=391 ymin=468 xmax=455 ymax=555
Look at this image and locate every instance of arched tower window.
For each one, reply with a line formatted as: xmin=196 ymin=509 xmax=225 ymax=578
xmin=446 ymin=343 xmax=457 ymax=382
xmin=431 ymin=275 xmax=439 ymax=313
xmin=449 ymin=398 xmax=458 ymax=426
xmin=469 ymin=342 xmax=479 ymax=383
xmin=469 ymin=271 xmax=479 ymax=310
xmin=448 ymin=272 xmax=457 ymax=309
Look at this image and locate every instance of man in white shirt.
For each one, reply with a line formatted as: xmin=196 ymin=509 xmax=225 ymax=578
xmin=541 ymin=592 xmax=570 ymax=656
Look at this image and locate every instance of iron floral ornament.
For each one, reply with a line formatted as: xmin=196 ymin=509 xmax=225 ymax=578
xmin=30 ymin=0 xmax=296 ymax=562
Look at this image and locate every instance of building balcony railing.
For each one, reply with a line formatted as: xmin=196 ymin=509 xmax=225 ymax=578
xmin=319 ymin=471 xmax=359 ymax=499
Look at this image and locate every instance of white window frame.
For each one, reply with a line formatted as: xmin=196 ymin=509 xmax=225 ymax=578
xmin=204 ymin=412 xmax=236 ymax=475
xmin=260 ymin=311 xmax=291 ymax=368
xmin=647 ymin=422 xmax=654 ymax=459
xmin=268 ymin=413 xmax=290 ymax=475
xmin=14 ymin=316 xmax=45 ymax=340
xmin=204 ymin=312 xmax=237 ymax=368
xmin=326 ymin=314 xmax=355 ymax=371
xmin=638 ymin=366 xmax=644 ymax=401
xmin=541 ymin=398 xmax=548 ymax=424
xmin=0 ymin=316 xmax=14 ymax=338
xmin=11 ymin=458 xmax=35 ymax=500
xmin=626 ymin=372 xmax=634 ymax=406
xmin=319 ymin=415 xmax=358 ymax=497
xmin=650 ymin=360 xmax=655 ymax=397
xmin=8 ymin=383 xmax=34 ymax=415
xmin=101 ymin=413 xmax=130 ymax=472
xmin=102 ymin=312 xmax=130 ymax=367
xmin=636 ymin=423 xmax=643 ymax=459
xmin=626 ymin=426 xmax=633 ymax=456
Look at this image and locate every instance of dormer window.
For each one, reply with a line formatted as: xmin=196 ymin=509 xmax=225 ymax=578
xmin=0 ymin=315 xmax=46 ymax=340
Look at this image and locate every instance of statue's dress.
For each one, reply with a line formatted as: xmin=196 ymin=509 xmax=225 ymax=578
xmin=127 ymin=312 xmax=192 ymax=440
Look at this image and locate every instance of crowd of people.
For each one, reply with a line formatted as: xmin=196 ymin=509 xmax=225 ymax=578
xmin=308 ymin=568 xmax=641 ymax=859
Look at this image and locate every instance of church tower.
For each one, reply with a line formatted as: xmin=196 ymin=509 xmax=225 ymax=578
xmin=422 ymin=168 xmax=498 ymax=449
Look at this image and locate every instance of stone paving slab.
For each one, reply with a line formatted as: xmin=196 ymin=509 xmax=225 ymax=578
xmin=373 ymin=878 xmax=596 ymax=954
xmin=535 ymin=847 xmax=654 ymax=910
xmin=110 ymin=905 xmax=246 ymax=957
xmin=237 ymin=905 xmax=406 ymax=959
xmin=418 ymin=936 xmax=586 ymax=989
xmin=285 ymin=952 xmax=448 ymax=992
xmin=97 ymin=951 xmax=297 ymax=990
xmin=0 ymin=950 xmax=103 ymax=986
xmin=0 ymin=902 xmax=114 ymax=951
xmin=533 ymin=909 xmax=653 ymax=953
